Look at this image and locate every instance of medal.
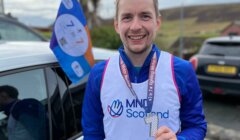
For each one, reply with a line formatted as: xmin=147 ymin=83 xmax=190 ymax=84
xmin=144 ymin=113 xmax=159 ymax=137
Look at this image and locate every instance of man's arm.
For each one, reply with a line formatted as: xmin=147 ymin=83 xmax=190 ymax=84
xmin=174 ymin=57 xmax=207 ymax=140
xmin=82 ymin=61 xmax=106 ymax=140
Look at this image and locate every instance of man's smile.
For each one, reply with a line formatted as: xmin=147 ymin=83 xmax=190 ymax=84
xmin=128 ymin=35 xmax=146 ymax=40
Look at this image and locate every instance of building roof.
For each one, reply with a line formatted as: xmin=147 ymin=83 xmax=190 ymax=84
xmin=221 ymin=20 xmax=240 ymax=33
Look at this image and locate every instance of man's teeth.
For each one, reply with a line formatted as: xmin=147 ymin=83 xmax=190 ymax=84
xmin=129 ymin=36 xmax=144 ymax=40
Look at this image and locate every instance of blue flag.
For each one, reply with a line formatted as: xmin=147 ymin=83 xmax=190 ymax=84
xmin=50 ymin=0 xmax=94 ymax=83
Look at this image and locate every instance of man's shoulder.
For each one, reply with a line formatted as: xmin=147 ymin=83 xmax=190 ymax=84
xmin=88 ymin=60 xmax=109 ymax=85
xmin=171 ymin=55 xmax=195 ymax=84
xmin=91 ymin=60 xmax=108 ymax=74
xmin=172 ymin=55 xmax=192 ymax=69
xmin=160 ymin=50 xmax=191 ymax=69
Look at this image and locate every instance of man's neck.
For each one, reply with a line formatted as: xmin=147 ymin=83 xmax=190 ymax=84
xmin=125 ymin=47 xmax=152 ymax=67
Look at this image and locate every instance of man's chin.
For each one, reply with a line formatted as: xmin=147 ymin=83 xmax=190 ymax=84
xmin=129 ymin=46 xmax=151 ymax=55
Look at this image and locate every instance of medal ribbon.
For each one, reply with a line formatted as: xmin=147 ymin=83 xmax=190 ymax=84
xmin=119 ymin=52 xmax=157 ymax=113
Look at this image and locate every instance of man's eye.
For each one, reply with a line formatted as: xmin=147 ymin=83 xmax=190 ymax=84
xmin=122 ymin=16 xmax=131 ymax=22
xmin=142 ymin=15 xmax=151 ymax=21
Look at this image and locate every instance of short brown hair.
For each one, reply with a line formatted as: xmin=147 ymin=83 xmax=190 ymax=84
xmin=115 ymin=0 xmax=160 ymax=19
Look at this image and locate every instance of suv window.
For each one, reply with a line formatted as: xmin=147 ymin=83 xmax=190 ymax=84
xmin=200 ymin=42 xmax=240 ymax=57
xmin=0 ymin=19 xmax=43 ymax=41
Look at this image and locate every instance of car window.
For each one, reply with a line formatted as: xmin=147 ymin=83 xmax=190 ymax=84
xmin=0 ymin=69 xmax=47 ymax=100
xmin=0 ymin=20 xmax=43 ymax=41
xmin=0 ymin=68 xmax=49 ymax=140
xmin=200 ymin=42 xmax=240 ymax=57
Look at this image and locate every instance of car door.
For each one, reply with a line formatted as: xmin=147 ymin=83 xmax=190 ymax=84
xmin=0 ymin=64 xmax=85 ymax=140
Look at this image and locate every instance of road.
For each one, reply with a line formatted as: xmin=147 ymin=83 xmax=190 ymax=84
xmin=203 ymin=94 xmax=240 ymax=131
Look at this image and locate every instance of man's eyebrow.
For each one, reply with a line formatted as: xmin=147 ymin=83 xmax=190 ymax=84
xmin=119 ymin=11 xmax=153 ymax=17
xmin=120 ymin=13 xmax=132 ymax=18
xmin=121 ymin=12 xmax=132 ymax=16
xmin=140 ymin=11 xmax=153 ymax=15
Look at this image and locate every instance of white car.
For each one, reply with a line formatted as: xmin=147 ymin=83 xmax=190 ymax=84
xmin=0 ymin=15 xmax=47 ymax=41
xmin=0 ymin=41 xmax=117 ymax=140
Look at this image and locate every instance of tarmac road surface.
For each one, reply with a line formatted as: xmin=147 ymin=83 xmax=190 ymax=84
xmin=203 ymin=93 xmax=240 ymax=131
xmin=203 ymin=95 xmax=240 ymax=140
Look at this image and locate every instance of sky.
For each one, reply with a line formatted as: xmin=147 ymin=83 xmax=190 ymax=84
xmin=3 ymin=0 xmax=240 ymax=27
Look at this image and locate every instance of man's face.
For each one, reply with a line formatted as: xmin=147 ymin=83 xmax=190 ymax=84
xmin=114 ymin=0 xmax=161 ymax=55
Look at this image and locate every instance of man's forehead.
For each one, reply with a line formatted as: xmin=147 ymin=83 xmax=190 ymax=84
xmin=118 ymin=6 xmax=155 ymax=17
xmin=118 ymin=0 xmax=155 ymax=11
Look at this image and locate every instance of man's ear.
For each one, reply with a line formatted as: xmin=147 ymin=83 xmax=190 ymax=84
xmin=114 ymin=19 xmax=119 ymax=34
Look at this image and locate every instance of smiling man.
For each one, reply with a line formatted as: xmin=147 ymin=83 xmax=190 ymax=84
xmin=82 ymin=0 xmax=207 ymax=139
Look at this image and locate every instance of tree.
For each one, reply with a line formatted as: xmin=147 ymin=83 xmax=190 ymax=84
xmin=79 ymin=0 xmax=101 ymax=28
xmin=91 ymin=0 xmax=100 ymax=27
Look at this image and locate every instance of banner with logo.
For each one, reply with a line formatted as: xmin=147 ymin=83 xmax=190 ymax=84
xmin=50 ymin=0 xmax=94 ymax=83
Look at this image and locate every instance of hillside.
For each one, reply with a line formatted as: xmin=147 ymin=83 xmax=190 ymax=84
xmin=153 ymin=3 xmax=240 ymax=55
xmin=160 ymin=3 xmax=240 ymax=22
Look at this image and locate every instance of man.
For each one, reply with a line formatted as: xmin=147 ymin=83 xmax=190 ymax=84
xmin=0 ymin=85 xmax=48 ymax=140
xmin=82 ymin=0 xmax=207 ymax=139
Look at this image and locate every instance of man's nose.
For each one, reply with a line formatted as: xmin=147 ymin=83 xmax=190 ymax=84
xmin=130 ymin=18 xmax=141 ymax=31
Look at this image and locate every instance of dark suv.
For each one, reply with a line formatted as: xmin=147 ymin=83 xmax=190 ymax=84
xmin=190 ymin=36 xmax=240 ymax=95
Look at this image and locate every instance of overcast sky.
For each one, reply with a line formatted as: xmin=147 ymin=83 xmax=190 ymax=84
xmin=3 ymin=0 xmax=240 ymax=27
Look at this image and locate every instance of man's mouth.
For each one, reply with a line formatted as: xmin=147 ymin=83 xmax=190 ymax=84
xmin=128 ymin=35 xmax=146 ymax=40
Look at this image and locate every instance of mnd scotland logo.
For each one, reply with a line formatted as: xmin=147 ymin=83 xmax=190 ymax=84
xmin=108 ymin=100 xmax=124 ymax=118
xmin=108 ymin=99 xmax=170 ymax=119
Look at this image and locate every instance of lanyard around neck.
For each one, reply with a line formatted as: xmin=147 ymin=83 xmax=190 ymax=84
xmin=119 ymin=52 xmax=157 ymax=113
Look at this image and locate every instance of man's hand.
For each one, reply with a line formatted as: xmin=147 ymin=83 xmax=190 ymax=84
xmin=154 ymin=126 xmax=177 ymax=140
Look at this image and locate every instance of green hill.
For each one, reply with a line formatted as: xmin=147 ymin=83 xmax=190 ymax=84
xmin=156 ymin=3 xmax=240 ymax=53
xmin=160 ymin=3 xmax=240 ymax=22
